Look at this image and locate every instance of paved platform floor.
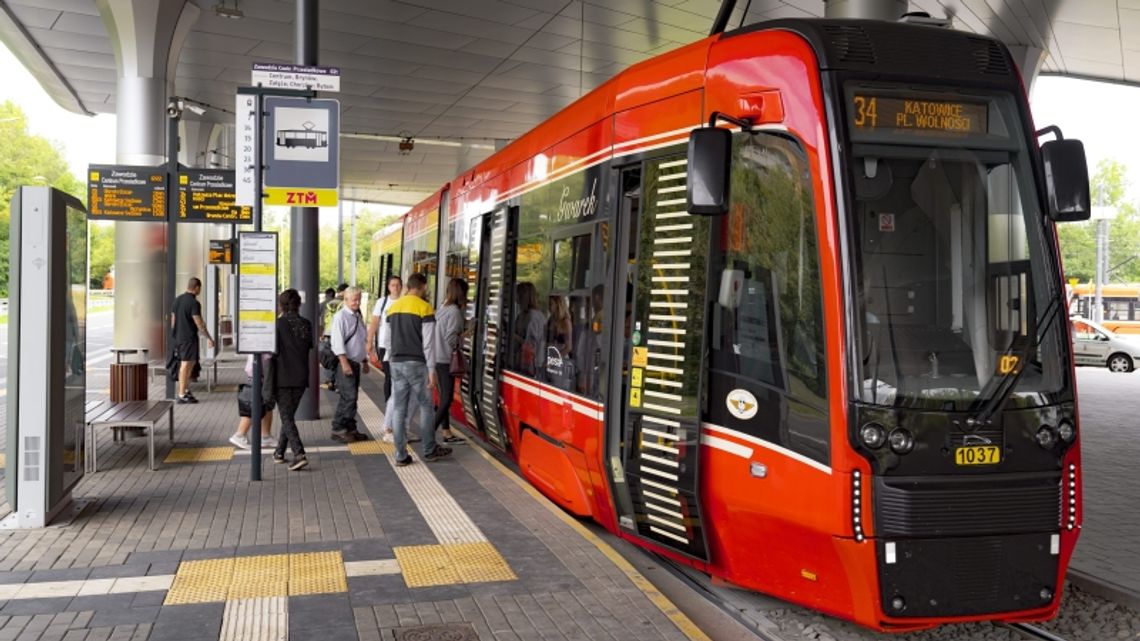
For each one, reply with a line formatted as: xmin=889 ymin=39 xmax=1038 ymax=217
xmin=1065 ymin=367 xmax=1140 ymax=607
xmin=0 ymin=364 xmax=710 ymax=641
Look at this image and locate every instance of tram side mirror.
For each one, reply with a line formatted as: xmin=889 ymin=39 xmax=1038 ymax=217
xmin=1041 ymin=138 xmax=1090 ymax=222
xmin=687 ymin=127 xmax=732 ymax=216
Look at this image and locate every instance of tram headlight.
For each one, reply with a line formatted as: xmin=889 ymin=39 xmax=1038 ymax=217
xmin=1036 ymin=426 xmax=1058 ymax=449
xmin=888 ymin=428 xmax=914 ymax=455
xmin=860 ymin=423 xmax=886 ymax=449
xmin=1057 ymin=420 xmax=1075 ymax=443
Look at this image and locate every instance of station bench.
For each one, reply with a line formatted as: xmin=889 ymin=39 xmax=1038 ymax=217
xmin=84 ymin=399 xmax=175 ymax=472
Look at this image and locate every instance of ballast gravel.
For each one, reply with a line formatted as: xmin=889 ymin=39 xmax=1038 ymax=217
xmin=761 ymin=583 xmax=1139 ymax=641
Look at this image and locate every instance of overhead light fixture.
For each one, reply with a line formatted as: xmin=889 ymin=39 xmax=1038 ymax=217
xmin=398 ymin=136 xmax=414 ymax=155
xmin=340 ymin=131 xmax=496 ymax=150
xmin=213 ymin=1 xmax=244 ymax=19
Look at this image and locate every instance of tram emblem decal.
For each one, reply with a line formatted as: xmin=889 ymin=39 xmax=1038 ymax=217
xmin=726 ymin=389 xmax=758 ymax=420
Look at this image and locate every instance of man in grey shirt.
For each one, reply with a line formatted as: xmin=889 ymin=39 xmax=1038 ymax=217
xmin=331 ymin=287 xmax=370 ymax=442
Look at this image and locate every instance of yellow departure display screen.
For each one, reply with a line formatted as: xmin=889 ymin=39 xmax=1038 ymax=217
xmin=851 ymin=95 xmax=988 ymax=136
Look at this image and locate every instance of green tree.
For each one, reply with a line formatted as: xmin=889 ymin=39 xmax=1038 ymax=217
xmin=0 ymin=101 xmax=85 ymax=296
xmin=1057 ymin=159 xmax=1140 ymax=283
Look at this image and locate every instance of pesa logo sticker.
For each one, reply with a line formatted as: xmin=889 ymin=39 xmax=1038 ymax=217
xmin=726 ymin=389 xmax=758 ymax=420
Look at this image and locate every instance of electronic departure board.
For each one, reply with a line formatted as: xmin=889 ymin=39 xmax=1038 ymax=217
xmin=178 ymin=170 xmax=253 ymax=223
xmin=87 ymin=165 xmax=166 ymax=221
xmin=209 ymin=239 xmax=234 ymax=264
xmin=850 ymin=94 xmax=988 ymax=137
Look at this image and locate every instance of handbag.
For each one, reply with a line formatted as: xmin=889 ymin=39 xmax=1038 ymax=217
xmin=320 ymin=314 xmax=360 ymax=370
xmin=449 ymin=347 xmax=467 ymax=376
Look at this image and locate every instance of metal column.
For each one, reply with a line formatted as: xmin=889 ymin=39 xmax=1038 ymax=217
xmin=823 ymin=0 xmax=907 ymax=20
xmin=292 ymin=0 xmax=321 ymax=420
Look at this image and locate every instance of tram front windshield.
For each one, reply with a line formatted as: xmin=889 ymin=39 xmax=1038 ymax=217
xmin=844 ymin=85 xmax=1067 ymax=410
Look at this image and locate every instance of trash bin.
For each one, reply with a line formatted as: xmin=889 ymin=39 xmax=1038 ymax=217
xmin=109 ymin=349 xmax=148 ymax=401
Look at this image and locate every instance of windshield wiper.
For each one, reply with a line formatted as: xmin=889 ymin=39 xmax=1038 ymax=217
xmin=970 ymin=295 xmax=1063 ymax=426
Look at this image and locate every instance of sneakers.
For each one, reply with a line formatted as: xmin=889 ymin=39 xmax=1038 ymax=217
xmin=261 ymin=436 xmax=276 ymax=449
xmin=229 ymin=434 xmax=251 ymax=449
xmin=394 ymin=457 xmax=413 ymax=467
xmin=177 ymin=393 xmax=198 ymax=404
xmin=272 ymin=453 xmax=286 ymax=464
xmin=348 ymin=431 xmax=371 ymax=442
xmin=423 ymin=447 xmax=453 ymax=463
xmin=329 ymin=432 xmax=352 ymax=443
xmin=288 ymin=456 xmax=309 ymax=471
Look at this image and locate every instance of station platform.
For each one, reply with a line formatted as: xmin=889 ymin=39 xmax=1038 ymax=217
xmin=0 ymin=367 xmax=715 ymax=641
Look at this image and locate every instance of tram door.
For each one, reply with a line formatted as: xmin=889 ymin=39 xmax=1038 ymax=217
xmin=464 ymin=207 xmax=514 ymax=451
xmin=609 ymin=154 xmax=711 ymax=561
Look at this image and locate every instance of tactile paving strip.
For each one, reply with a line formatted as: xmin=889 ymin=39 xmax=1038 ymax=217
xmin=394 ymin=545 xmax=463 ymax=588
xmin=230 ymin=553 xmax=289 ymax=600
xmin=164 ymin=557 xmax=235 ymax=605
xmin=164 ymin=447 xmax=235 ymax=463
xmin=394 ymin=543 xmax=516 ymax=588
xmin=220 ymin=596 xmax=288 ymax=641
xmin=288 ymin=551 xmax=348 ymax=596
xmin=164 ymin=552 xmax=348 ymax=604
xmin=347 ymin=440 xmax=395 ymax=456
xmin=447 ymin=542 xmax=518 ymax=584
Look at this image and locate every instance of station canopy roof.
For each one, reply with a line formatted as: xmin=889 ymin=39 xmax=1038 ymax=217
xmin=3 ymin=0 xmax=1137 ymax=205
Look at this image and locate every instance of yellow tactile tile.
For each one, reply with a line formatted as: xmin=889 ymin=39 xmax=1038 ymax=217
xmin=164 ymin=557 xmax=235 ymax=605
xmin=394 ymin=543 xmax=517 ymax=588
xmin=163 ymin=449 xmax=199 ymax=463
xmin=197 ymin=447 xmax=236 ymax=462
xmin=288 ymin=551 xmax=347 ymax=596
xmin=165 ymin=552 xmax=349 ymax=604
xmin=448 ymin=542 xmax=518 ymax=584
xmin=394 ymin=545 xmax=463 ymax=588
xmin=164 ymin=447 xmax=235 ymax=464
xmin=347 ymin=440 xmax=394 ymax=456
xmin=229 ymin=553 xmax=289 ymax=600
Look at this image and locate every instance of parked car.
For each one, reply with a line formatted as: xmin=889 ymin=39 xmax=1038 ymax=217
xmin=1070 ymin=316 xmax=1140 ymax=372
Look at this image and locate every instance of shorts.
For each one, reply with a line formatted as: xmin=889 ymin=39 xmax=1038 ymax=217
xmin=176 ymin=339 xmax=199 ymax=363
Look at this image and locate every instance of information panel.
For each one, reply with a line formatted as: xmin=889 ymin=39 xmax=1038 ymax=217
xmin=177 ymin=170 xmax=252 ymax=223
xmin=87 ymin=165 xmax=166 ymax=221
xmin=850 ymin=94 xmax=988 ymax=137
xmin=209 ymin=239 xmax=234 ymax=264
xmin=237 ymin=232 xmax=277 ymax=354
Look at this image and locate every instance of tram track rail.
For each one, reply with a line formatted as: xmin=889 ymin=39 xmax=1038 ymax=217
xmin=1000 ymin=622 xmax=1072 ymax=641
xmin=650 ymin=552 xmax=786 ymax=641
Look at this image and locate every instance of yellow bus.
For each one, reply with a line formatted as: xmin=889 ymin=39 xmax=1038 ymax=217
xmin=1068 ymin=283 xmax=1140 ymax=334
xmin=368 ymin=221 xmax=403 ymax=298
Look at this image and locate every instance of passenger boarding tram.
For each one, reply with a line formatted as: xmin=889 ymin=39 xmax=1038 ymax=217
xmin=378 ymin=16 xmax=1090 ymax=631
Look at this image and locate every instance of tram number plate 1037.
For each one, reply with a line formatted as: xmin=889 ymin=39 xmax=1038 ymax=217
xmin=955 ymin=445 xmax=1001 ymax=466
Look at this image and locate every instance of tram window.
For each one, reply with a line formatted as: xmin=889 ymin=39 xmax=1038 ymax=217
xmin=509 ymin=221 xmax=551 ymax=378
xmin=709 ymin=133 xmax=828 ymax=460
xmin=711 ymin=135 xmax=826 ymax=402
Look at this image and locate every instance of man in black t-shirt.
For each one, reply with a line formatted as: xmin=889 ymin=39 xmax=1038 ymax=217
xmin=170 ymin=277 xmax=214 ymax=403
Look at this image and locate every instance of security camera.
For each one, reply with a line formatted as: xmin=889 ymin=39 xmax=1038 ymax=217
xmin=167 ymin=102 xmax=182 ymax=117
xmin=186 ymin=103 xmax=206 ymax=116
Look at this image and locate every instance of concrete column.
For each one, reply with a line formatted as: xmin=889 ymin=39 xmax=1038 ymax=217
xmin=823 ymin=0 xmax=907 ymax=20
xmin=98 ymin=0 xmax=199 ymax=358
xmin=293 ymin=0 xmax=321 ymax=420
xmin=1008 ymin=45 xmax=1047 ymax=95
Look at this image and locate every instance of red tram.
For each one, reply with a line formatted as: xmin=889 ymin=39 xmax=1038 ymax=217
xmin=384 ymin=16 xmax=1089 ymax=631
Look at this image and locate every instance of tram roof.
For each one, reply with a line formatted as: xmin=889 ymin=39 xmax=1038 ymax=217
xmin=2 ymin=1 xmax=1134 ymax=206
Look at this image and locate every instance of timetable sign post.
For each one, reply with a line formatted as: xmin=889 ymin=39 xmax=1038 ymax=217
xmin=237 ymin=231 xmax=278 ymax=354
xmin=178 ymin=170 xmax=252 ymax=223
xmin=235 ymin=92 xmax=258 ymax=207
xmin=86 ymin=165 xmax=166 ymax=220
xmin=251 ymin=62 xmax=341 ymax=93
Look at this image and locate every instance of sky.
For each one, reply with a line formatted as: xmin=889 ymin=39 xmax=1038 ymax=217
xmin=2 ymin=41 xmax=1139 ymax=203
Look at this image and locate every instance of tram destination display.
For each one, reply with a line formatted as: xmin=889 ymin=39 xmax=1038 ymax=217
xmin=177 ymin=170 xmax=252 ymax=223
xmin=849 ymin=93 xmax=988 ymax=137
xmin=87 ymin=165 xmax=166 ymax=221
